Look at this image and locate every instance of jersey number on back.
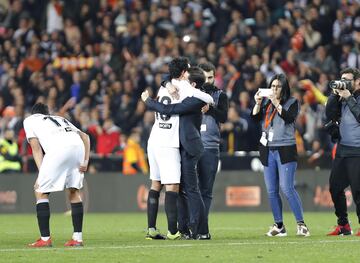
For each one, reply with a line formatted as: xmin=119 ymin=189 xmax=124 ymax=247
xmin=155 ymin=96 xmax=171 ymax=121
xmin=44 ymin=116 xmax=72 ymax=131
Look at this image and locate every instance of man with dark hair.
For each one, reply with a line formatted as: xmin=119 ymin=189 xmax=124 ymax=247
xmin=24 ymin=103 xmax=90 ymax=247
xmin=31 ymin=103 xmax=50 ymax=115
xmin=197 ymin=62 xmax=228 ymax=239
xmin=326 ymin=67 xmax=360 ymax=236
xmin=168 ymin=57 xmax=190 ymax=79
xmin=198 ymin=62 xmax=216 ymax=83
xmin=142 ymin=66 xmax=210 ymax=239
xmin=144 ymin=62 xmax=213 ymax=240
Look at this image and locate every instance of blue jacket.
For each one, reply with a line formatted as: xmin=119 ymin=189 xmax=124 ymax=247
xmin=146 ymin=96 xmax=205 ymax=157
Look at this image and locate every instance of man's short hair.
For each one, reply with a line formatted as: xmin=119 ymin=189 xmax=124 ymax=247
xmin=198 ymin=62 xmax=216 ymax=73
xmin=188 ymin=67 xmax=205 ymax=89
xmin=31 ymin=103 xmax=49 ymax=115
xmin=340 ymin=67 xmax=360 ymax=80
xmin=168 ymin=57 xmax=189 ymax=79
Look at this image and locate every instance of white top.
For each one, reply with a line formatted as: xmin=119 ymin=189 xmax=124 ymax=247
xmin=148 ymin=86 xmax=181 ymax=148
xmin=23 ymin=114 xmax=82 ymax=153
xmin=173 ymin=79 xmax=214 ymax=104
xmin=147 ymin=79 xmax=213 ymax=148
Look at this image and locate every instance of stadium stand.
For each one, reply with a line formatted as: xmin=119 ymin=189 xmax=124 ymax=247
xmin=0 ymin=0 xmax=356 ymax=171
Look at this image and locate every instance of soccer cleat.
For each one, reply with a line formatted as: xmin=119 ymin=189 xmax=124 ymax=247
xmin=64 ymin=239 xmax=83 ymax=247
xmin=296 ymin=223 xmax=310 ymax=237
xmin=166 ymin=231 xmax=181 ymax=240
xmin=266 ymin=224 xmax=287 ymax=237
xmin=327 ymin=223 xmax=353 ymax=236
xmin=180 ymin=232 xmax=192 ymax=240
xmin=28 ymin=238 xmax=52 ymax=248
xmin=355 ymin=230 xmax=360 ymax=236
xmin=145 ymin=228 xmax=166 ymax=240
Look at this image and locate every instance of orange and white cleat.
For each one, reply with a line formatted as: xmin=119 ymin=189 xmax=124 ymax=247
xmin=28 ymin=238 xmax=52 ymax=248
xmin=64 ymin=239 xmax=83 ymax=247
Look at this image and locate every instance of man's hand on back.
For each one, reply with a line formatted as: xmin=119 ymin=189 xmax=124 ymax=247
xmin=201 ymin=104 xmax=210 ymax=113
xmin=141 ymin=90 xmax=150 ymax=102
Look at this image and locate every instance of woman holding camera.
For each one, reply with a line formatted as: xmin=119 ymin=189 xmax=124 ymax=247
xmin=252 ymin=73 xmax=310 ymax=237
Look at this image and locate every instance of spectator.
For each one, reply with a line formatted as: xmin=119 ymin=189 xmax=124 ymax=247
xmin=0 ymin=0 xmax=358 ymax=170
xmin=122 ymin=131 xmax=148 ymax=176
xmin=0 ymin=128 xmax=21 ymax=173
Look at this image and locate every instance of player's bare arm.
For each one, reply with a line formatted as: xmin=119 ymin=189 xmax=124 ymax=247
xmin=78 ymin=131 xmax=90 ymax=173
xmin=28 ymin=138 xmax=44 ymax=190
xmin=192 ymin=88 xmax=214 ymax=105
xmin=29 ymin=138 xmax=44 ymax=171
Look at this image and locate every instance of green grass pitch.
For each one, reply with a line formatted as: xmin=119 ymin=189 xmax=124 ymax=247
xmin=1 ymin=212 xmax=360 ymax=263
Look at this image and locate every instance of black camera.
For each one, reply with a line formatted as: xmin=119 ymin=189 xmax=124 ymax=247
xmin=329 ymin=80 xmax=352 ymax=91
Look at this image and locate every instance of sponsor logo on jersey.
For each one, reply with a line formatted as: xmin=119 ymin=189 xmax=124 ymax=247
xmin=159 ymin=123 xmax=172 ymax=129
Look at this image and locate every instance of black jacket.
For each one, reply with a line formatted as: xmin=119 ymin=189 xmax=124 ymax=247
xmin=146 ymin=96 xmax=205 ymax=157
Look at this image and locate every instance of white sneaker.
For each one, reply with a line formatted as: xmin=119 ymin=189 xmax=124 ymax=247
xmin=266 ymin=224 xmax=287 ymax=237
xmin=297 ymin=223 xmax=310 ymax=237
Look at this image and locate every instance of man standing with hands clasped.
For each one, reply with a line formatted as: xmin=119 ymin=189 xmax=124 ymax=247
xmin=196 ymin=62 xmax=228 ymax=239
xmin=326 ymin=67 xmax=360 ymax=236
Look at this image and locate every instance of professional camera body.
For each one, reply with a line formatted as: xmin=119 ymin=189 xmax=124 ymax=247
xmin=329 ymin=79 xmax=352 ymax=91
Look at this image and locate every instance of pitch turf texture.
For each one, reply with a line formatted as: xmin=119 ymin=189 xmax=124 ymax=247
xmin=1 ymin=212 xmax=360 ymax=263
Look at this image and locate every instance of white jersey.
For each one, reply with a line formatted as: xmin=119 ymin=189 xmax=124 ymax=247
xmin=147 ymin=79 xmax=214 ymax=148
xmin=23 ymin=114 xmax=82 ymax=153
xmin=148 ymin=86 xmax=181 ymax=148
xmin=173 ymin=79 xmax=214 ymax=105
xmin=174 ymin=79 xmax=195 ymax=101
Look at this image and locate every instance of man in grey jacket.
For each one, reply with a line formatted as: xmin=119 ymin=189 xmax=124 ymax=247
xmin=326 ymin=67 xmax=360 ymax=236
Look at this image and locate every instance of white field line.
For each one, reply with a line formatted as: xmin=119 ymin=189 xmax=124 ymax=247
xmin=0 ymin=239 xmax=359 ymax=253
xmin=2 ymin=227 xmax=264 ymax=235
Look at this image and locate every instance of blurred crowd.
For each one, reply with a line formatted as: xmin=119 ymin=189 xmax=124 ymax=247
xmin=0 ymin=0 xmax=358 ymax=172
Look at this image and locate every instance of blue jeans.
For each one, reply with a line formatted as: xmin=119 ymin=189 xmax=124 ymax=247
xmin=263 ymin=150 xmax=304 ymax=223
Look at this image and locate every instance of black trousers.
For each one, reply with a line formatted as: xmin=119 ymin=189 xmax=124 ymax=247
xmin=178 ymin=149 xmax=205 ymax=236
xmin=329 ymin=156 xmax=360 ymax=224
xmin=197 ymin=148 xmax=219 ymax=234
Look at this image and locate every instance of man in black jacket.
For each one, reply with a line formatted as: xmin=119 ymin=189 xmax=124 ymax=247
xmin=326 ymin=67 xmax=360 ymax=236
xmin=196 ymin=62 xmax=228 ymax=239
xmin=142 ymin=67 xmax=208 ymax=239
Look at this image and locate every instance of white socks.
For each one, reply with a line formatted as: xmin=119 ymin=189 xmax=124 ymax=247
xmin=72 ymin=232 xmax=83 ymax=241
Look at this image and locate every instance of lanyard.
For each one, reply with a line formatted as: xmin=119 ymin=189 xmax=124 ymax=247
xmin=264 ymin=104 xmax=277 ymax=129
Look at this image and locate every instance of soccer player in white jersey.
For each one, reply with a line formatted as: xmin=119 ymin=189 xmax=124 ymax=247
xmin=146 ymin=57 xmax=213 ymax=240
xmin=24 ymin=103 xmax=90 ymax=247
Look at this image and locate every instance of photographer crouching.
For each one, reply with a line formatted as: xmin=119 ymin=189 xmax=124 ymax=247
xmin=325 ymin=67 xmax=360 ymax=236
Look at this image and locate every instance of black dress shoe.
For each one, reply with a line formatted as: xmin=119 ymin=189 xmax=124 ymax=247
xmin=196 ymin=233 xmax=211 ymax=240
